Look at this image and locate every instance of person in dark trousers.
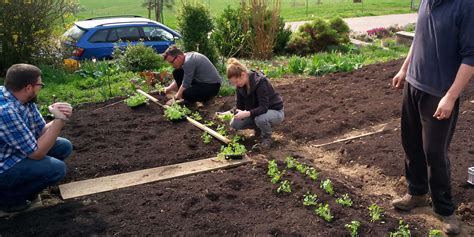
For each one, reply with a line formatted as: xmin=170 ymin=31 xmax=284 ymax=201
xmin=162 ymin=45 xmax=221 ymax=105
xmin=226 ymin=58 xmax=284 ymax=148
xmin=0 ymin=64 xmax=73 ymax=213
xmin=391 ymin=0 xmax=474 ymax=234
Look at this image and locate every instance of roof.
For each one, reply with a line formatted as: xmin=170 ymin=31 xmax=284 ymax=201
xmin=74 ymin=16 xmax=181 ymax=37
xmin=75 ymin=16 xmax=158 ymax=29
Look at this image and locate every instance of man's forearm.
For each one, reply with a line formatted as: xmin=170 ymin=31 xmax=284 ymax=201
xmin=29 ymin=119 xmax=64 ymax=160
xmin=176 ymin=85 xmax=185 ymax=99
xmin=400 ymin=44 xmax=414 ymax=73
xmin=445 ymin=64 xmax=474 ymax=100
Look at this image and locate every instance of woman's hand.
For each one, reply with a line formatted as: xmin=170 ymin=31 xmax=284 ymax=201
xmin=234 ymin=109 xmax=251 ymax=120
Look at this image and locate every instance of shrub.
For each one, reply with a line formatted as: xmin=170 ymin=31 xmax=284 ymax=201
xmin=211 ymin=6 xmax=250 ymax=59
xmin=274 ymin=17 xmax=292 ymax=54
xmin=242 ymin=0 xmax=282 ymax=59
xmin=0 ymin=0 xmax=79 ymax=72
xmin=177 ymin=1 xmax=218 ymax=65
xmin=113 ymin=43 xmax=165 ymax=72
xmin=288 ymin=17 xmax=349 ymax=56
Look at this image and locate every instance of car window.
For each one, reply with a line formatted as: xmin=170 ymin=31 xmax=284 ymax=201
xmin=142 ymin=26 xmax=174 ymax=41
xmin=107 ymin=29 xmax=119 ymax=42
xmin=115 ymin=27 xmax=141 ymax=41
xmin=63 ymin=25 xmax=86 ymax=41
xmin=88 ymin=29 xmax=109 ymax=43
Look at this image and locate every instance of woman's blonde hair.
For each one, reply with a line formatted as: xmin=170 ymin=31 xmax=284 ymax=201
xmin=226 ymin=58 xmax=247 ymax=79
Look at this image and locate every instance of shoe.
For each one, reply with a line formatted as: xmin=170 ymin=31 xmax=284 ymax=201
xmin=261 ymin=137 xmax=273 ymax=149
xmin=253 ymin=129 xmax=261 ymax=138
xmin=438 ymin=214 xmax=461 ymax=235
xmin=0 ymin=200 xmax=32 ymax=213
xmin=392 ymin=194 xmax=430 ymax=211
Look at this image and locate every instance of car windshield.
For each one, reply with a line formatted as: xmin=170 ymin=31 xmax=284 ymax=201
xmin=63 ymin=25 xmax=86 ymax=41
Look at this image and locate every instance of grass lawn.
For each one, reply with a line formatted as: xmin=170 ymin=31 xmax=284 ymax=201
xmin=77 ymin=0 xmax=420 ymax=28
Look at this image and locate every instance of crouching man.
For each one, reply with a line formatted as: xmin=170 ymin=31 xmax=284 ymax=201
xmin=0 ymin=64 xmax=73 ymax=213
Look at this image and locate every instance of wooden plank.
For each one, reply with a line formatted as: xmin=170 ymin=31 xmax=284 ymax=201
xmin=310 ymin=122 xmax=390 ymax=148
xmin=136 ymin=89 xmax=231 ymax=144
xmin=59 ymin=156 xmax=251 ymax=199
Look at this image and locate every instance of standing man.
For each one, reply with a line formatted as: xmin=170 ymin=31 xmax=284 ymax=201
xmin=0 ymin=64 xmax=73 ymax=213
xmin=391 ymin=0 xmax=474 ymax=235
xmin=162 ymin=45 xmax=222 ymax=106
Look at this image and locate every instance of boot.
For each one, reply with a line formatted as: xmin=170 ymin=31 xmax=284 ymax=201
xmin=392 ymin=194 xmax=430 ymax=211
xmin=261 ymin=136 xmax=273 ymax=149
xmin=438 ymin=214 xmax=461 ymax=235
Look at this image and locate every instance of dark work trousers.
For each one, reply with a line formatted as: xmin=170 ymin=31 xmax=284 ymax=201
xmin=172 ymin=68 xmax=220 ymax=103
xmin=401 ymin=82 xmax=459 ymax=216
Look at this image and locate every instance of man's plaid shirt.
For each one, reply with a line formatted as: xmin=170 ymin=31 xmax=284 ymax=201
xmin=0 ymin=86 xmax=46 ymax=173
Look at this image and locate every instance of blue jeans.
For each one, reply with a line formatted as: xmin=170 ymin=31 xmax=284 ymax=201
xmin=230 ymin=110 xmax=284 ymax=138
xmin=0 ymin=137 xmax=73 ymax=207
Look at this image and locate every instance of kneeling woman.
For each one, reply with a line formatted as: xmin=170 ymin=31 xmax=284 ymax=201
xmin=226 ymin=58 xmax=284 ymax=148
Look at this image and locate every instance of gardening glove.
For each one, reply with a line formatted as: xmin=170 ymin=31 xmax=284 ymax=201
xmin=49 ymin=102 xmax=72 ymax=121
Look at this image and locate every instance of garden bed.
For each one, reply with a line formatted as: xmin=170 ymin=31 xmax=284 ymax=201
xmin=61 ymin=100 xmax=222 ymax=182
xmin=0 ymin=59 xmax=472 ymax=236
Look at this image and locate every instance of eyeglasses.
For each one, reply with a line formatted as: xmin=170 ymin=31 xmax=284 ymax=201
xmin=171 ymin=56 xmax=178 ymax=64
xmin=34 ymin=83 xmax=45 ymax=89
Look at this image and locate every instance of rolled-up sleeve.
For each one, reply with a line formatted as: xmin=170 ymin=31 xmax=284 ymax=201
xmin=0 ymin=108 xmax=38 ymax=156
xmin=459 ymin=2 xmax=474 ymax=66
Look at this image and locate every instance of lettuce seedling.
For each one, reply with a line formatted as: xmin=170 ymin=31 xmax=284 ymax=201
xmin=336 ymin=194 xmax=353 ymax=207
xmin=285 ymin=156 xmax=298 ymax=169
xmin=217 ymin=113 xmax=233 ymax=122
xmin=315 ymin=203 xmax=333 ymax=222
xmin=389 ymin=219 xmax=410 ymax=237
xmin=303 ymin=192 xmax=318 ymax=206
xmin=320 ymin=179 xmax=334 ymax=196
xmin=190 ymin=111 xmax=202 ymax=121
xmin=271 ymin=170 xmax=285 ymax=184
xmin=164 ymin=103 xmax=191 ymax=121
xmin=124 ymin=93 xmax=148 ymax=108
xmin=267 ymin=160 xmax=279 ymax=177
xmin=368 ymin=203 xmax=384 ymax=222
xmin=277 ymin=180 xmax=292 ymax=193
xmin=217 ymin=125 xmax=227 ymax=136
xmin=217 ymin=140 xmax=247 ymax=159
xmin=345 ymin=221 xmax=361 ymax=237
xmin=295 ymin=163 xmax=308 ymax=174
xmin=204 ymin=120 xmax=215 ymax=127
xmin=428 ymin=230 xmax=443 ymax=237
xmin=201 ymin=131 xmax=212 ymax=144
xmin=305 ymin=167 xmax=319 ymax=181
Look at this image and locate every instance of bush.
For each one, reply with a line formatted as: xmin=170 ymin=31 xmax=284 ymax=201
xmin=177 ymin=1 xmax=218 ymax=65
xmin=211 ymin=6 xmax=250 ymax=59
xmin=113 ymin=43 xmax=165 ymax=72
xmin=287 ymin=17 xmax=349 ymax=56
xmin=0 ymin=1 xmax=79 ymax=72
xmin=274 ymin=19 xmax=292 ymax=54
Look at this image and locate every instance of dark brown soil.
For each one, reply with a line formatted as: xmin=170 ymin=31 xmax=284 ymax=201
xmin=276 ymin=59 xmax=404 ymax=141
xmin=61 ymin=101 xmax=222 ymax=182
xmin=0 ymin=161 xmax=428 ymax=236
xmin=0 ymin=59 xmax=472 ymax=236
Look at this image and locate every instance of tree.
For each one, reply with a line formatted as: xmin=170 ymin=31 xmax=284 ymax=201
xmin=142 ymin=0 xmax=175 ymax=23
xmin=0 ymin=0 xmax=77 ymax=73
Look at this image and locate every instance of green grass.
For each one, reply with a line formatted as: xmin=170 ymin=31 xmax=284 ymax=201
xmin=77 ymin=0 xmax=420 ymax=28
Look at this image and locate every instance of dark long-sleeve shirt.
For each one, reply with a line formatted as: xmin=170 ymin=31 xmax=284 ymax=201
xmin=236 ymin=71 xmax=283 ymax=118
xmin=406 ymin=0 xmax=474 ymax=97
xmin=182 ymin=52 xmax=222 ymax=89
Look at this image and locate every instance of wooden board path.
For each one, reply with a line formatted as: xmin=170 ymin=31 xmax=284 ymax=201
xmin=59 ymin=156 xmax=250 ymax=199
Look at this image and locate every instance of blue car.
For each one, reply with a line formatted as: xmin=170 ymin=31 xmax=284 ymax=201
xmin=62 ymin=16 xmax=181 ymax=60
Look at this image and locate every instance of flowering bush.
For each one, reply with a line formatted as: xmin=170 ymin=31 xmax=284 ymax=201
xmin=367 ymin=27 xmax=390 ymax=39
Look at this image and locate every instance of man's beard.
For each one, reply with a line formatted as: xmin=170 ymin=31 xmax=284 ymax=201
xmin=27 ymin=94 xmax=37 ymax=103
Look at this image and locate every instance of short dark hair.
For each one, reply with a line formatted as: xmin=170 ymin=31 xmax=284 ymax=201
xmin=4 ymin=64 xmax=42 ymax=92
xmin=162 ymin=45 xmax=184 ymax=60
